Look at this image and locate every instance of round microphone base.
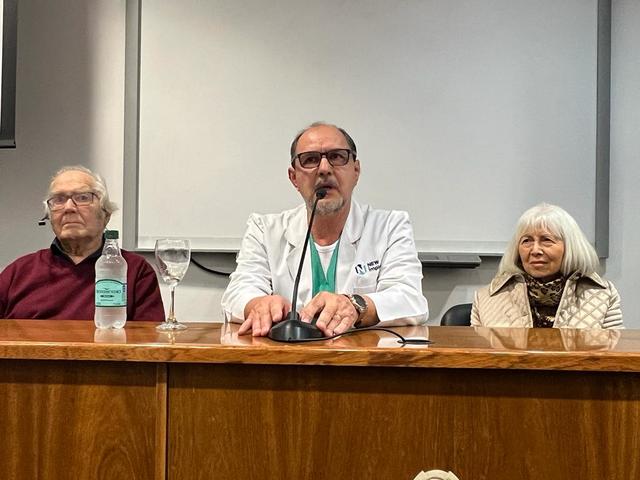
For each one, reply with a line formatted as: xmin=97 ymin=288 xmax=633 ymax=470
xmin=268 ymin=316 xmax=324 ymax=342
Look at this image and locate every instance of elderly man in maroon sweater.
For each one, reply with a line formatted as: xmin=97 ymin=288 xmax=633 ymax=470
xmin=0 ymin=166 xmax=165 ymax=321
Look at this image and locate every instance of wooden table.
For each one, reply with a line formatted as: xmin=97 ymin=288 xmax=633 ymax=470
xmin=1 ymin=320 xmax=639 ymax=480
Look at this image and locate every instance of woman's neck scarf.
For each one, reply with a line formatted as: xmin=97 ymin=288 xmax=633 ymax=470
xmin=524 ymin=274 xmax=567 ymax=328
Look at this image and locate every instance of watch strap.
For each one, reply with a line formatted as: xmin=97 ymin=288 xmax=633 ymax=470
xmin=344 ymin=294 xmax=367 ymax=328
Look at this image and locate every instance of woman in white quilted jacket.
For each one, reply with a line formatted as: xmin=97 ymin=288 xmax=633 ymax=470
xmin=471 ymin=203 xmax=623 ymax=329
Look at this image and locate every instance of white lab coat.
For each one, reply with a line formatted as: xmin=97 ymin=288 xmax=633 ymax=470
xmin=222 ymin=199 xmax=429 ymax=325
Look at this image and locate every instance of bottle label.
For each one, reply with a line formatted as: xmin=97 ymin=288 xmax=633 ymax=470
xmin=95 ymin=279 xmax=127 ymax=307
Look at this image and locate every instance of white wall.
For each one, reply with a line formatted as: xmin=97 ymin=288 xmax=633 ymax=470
xmin=0 ymin=0 xmax=125 ymax=253
xmin=607 ymin=0 xmax=640 ymax=326
xmin=1 ymin=0 xmax=637 ymax=326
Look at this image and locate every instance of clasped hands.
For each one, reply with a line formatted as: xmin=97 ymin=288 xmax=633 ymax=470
xmin=239 ymin=292 xmax=360 ymax=337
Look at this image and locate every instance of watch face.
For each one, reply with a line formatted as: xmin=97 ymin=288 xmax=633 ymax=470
xmin=352 ymin=294 xmax=367 ymax=311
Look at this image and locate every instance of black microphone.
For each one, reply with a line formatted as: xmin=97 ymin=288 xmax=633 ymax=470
xmin=268 ymin=188 xmax=327 ymax=342
xmin=37 ymin=215 xmax=48 ymax=226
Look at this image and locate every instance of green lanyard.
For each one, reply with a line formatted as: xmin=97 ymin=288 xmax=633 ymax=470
xmin=310 ymin=237 xmax=340 ymax=297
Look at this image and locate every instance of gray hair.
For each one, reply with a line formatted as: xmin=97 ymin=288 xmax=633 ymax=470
xmin=498 ymin=203 xmax=600 ymax=276
xmin=289 ymin=121 xmax=358 ymax=159
xmin=44 ymin=165 xmax=119 ymax=216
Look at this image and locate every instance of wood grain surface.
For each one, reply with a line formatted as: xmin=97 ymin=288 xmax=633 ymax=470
xmin=2 ymin=320 xmax=640 ymax=479
xmin=0 ymin=360 xmax=166 ymax=480
xmin=1 ymin=320 xmax=640 ymax=372
xmin=168 ymin=363 xmax=640 ymax=480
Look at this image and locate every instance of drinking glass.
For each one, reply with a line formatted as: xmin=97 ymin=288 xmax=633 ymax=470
xmin=154 ymin=239 xmax=191 ymax=331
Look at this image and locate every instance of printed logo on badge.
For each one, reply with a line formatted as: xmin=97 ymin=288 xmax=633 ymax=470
xmin=354 ymin=264 xmax=368 ymax=275
xmin=354 ymin=259 xmax=381 ymax=276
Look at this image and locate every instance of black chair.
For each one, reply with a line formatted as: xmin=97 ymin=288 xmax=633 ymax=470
xmin=440 ymin=303 xmax=472 ymax=326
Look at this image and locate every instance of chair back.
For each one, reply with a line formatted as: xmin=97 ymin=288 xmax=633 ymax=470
xmin=440 ymin=303 xmax=472 ymax=326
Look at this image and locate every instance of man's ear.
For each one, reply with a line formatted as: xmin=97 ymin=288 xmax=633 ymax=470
xmin=288 ymin=166 xmax=299 ymax=191
xmin=354 ymin=159 xmax=361 ymax=183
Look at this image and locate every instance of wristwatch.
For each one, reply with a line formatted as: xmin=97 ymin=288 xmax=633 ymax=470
xmin=344 ymin=294 xmax=367 ymax=328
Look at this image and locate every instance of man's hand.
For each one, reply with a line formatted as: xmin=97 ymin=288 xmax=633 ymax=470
xmin=299 ymin=292 xmax=359 ymax=337
xmin=239 ymin=295 xmax=291 ymax=337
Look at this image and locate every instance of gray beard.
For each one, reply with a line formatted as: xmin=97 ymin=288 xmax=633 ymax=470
xmin=308 ymin=197 xmax=345 ymax=216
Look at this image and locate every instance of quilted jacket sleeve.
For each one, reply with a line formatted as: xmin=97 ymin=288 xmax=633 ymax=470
xmin=602 ymin=281 xmax=623 ymax=329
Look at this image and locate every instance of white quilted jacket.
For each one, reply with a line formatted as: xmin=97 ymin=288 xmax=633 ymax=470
xmin=471 ymin=272 xmax=623 ymax=329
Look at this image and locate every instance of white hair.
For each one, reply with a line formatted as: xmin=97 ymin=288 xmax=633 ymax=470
xmin=499 ymin=203 xmax=600 ymax=276
xmin=44 ymin=165 xmax=119 ymax=216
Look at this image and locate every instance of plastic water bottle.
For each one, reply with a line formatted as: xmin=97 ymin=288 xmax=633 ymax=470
xmin=94 ymin=230 xmax=128 ymax=329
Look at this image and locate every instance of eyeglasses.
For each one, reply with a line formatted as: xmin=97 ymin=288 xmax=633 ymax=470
xmin=46 ymin=192 xmax=98 ymax=210
xmin=292 ymin=149 xmax=353 ymax=169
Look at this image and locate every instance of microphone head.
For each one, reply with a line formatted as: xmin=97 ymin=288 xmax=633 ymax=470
xmin=315 ymin=188 xmax=327 ymax=199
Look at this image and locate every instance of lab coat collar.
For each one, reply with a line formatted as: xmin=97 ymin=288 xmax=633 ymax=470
xmin=285 ymin=199 xmax=366 ymax=293
xmin=284 ymin=199 xmax=364 ymax=248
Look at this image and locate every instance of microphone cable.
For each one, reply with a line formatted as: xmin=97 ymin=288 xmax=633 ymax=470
xmin=288 ymin=326 xmax=431 ymax=345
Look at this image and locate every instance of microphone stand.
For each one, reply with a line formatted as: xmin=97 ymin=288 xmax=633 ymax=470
xmin=268 ymin=189 xmax=327 ymax=342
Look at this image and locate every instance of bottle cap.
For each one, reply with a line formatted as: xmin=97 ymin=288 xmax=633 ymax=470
xmin=105 ymin=230 xmax=119 ymax=240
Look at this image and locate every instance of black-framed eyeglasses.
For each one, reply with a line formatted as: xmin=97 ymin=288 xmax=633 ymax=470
xmin=292 ymin=149 xmax=353 ymax=169
xmin=46 ymin=192 xmax=98 ymax=210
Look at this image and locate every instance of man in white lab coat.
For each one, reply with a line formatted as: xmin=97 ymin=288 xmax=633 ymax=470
xmin=222 ymin=122 xmax=428 ymax=337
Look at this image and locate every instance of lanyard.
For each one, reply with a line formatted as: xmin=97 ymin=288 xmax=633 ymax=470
xmin=310 ymin=237 xmax=340 ymax=297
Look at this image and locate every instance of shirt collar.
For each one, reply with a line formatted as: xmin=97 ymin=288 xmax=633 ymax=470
xmin=50 ymin=236 xmax=105 ymax=264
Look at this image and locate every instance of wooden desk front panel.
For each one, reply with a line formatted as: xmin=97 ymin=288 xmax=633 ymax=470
xmin=0 ymin=360 xmax=166 ymax=480
xmin=168 ymin=363 xmax=640 ymax=480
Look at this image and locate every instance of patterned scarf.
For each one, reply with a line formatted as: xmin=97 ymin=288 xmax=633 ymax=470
xmin=524 ymin=274 xmax=567 ymax=328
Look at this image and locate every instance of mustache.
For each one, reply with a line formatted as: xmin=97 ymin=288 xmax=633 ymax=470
xmin=314 ymin=180 xmax=338 ymax=190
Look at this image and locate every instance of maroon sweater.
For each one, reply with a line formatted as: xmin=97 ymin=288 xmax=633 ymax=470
xmin=0 ymin=242 xmax=165 ymax=321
